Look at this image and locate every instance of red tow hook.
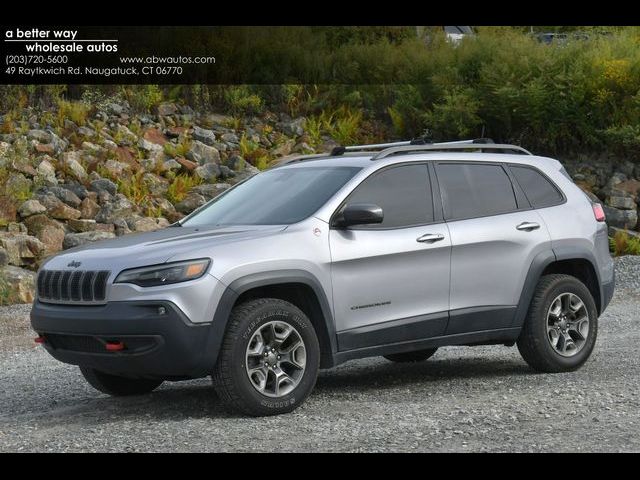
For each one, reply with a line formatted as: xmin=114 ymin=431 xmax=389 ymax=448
xmin=105 ymin=341 xmax=125 ymax=352
xmin=34 ymin=335 xmax=46 ymax=344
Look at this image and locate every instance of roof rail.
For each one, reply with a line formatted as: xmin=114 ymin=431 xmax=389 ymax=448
xmin=332 ymin=138 xmax=485 ymax=156
xmin=371 ymin=143 xmax=532 ymax=160
xmin=271 ymin=138 xmax=530 ymax=167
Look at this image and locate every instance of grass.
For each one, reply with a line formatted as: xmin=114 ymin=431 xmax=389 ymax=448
xmin=305 ymin=108 xmax=363 ymax=146
xmin=167 ymin=174 xmax=203 ymax=204
xmin=56 ymin=99 xmax=91 ymax=127
xmin=116 ymin=172 xmax=152 ymax=205
xmin=0 ymin=274 xmax=20 ymax=306
xmin=610 ymin=230 xmax=640 ymax=256
xmin=163 ymin=136 xmax=192 ymax=159
xmin=239 ymin=133 xmax=260 ymax=158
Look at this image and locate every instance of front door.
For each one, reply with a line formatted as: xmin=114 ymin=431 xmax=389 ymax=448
xmin=329 ymin=163 xmax=451 ymax=350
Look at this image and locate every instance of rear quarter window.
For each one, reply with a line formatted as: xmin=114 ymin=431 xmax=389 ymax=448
xmin=510 ymin=165 xmax=564 ymax=208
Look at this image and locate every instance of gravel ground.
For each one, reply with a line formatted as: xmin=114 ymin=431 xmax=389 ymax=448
xmin=1 ymin=258 xmax=639 ymax=452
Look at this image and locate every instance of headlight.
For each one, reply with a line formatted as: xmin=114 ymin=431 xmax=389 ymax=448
xmin=114 ymin=259 xmax=211 ymax=287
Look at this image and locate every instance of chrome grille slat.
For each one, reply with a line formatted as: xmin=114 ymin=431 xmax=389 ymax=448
xmin=36 ymin=269 xmax=110 ymax=304
xmin=60 ymin=271 xmax=72 ymax=300
xmin=81 ymin=271 xmax=96 ymax=301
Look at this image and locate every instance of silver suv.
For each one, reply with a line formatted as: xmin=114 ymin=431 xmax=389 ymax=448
xmin=31 ymin=139 xmax=615 ymax=416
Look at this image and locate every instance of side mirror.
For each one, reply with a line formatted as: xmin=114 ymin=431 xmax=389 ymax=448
xmin=334 ymin=203 xmax=384 ymax=228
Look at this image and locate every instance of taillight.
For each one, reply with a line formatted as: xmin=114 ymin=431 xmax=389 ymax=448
xmin=592 ymin=203 xmax=606 ymax=222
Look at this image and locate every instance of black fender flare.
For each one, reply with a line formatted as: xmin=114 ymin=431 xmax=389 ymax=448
xmin=203 ymin=269 xmax=337 ymax=369
xmin=513 ymin=247 xmax=602 ymax=328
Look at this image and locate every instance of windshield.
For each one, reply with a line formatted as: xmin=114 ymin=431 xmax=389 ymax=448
xmin=181 ymin=166 xmax=361 ymax=226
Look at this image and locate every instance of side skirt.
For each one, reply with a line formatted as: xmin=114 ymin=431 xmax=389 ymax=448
xmin=332 ymin=327 xmax=521 ymax=367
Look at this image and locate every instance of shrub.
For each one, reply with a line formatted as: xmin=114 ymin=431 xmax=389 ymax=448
xmin=123 ymin=85 xmax=164 ymax=112
xmin=610 ymin=230 xmax=640 ymax=256
xmin=56 ymin=99 xmax=90 ymax=127
xmin=0 ymin=274 xmax=21 ymax=306
xmin=116 ymin=172 xmax=152 ymax=204
xmin=239 ymin=133 xmax=260 ymax=158
xmin=423 ymin=88 xmax=483 ymax=140
xmin=223 ymin=86 xmax=263 ymax=115
xmin=167 ymin=174 xmax=203 ymax=204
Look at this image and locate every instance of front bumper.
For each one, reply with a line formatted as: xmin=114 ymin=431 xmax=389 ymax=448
xmin=31 ymin=300 xmax=219 ymax=379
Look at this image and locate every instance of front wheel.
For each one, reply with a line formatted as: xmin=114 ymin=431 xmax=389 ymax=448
xmin=212 ymin=298 xmax=320 ymax=416
xmin=517 ymin=274 xmax=598 ymax=373
xmin=80 ymin=366 xmax=163 ymax=396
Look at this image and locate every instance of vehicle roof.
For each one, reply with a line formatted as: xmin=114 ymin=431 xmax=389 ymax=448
xmin=275 ymin=152 xmax=563 ymax=172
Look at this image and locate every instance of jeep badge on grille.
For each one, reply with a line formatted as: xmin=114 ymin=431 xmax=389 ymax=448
xmin=67 ymin=261 xmax=82 ymax=268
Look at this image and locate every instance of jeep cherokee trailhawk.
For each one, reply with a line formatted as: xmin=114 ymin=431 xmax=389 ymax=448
xmin=31 ymin=138 xmax=615 ymax=416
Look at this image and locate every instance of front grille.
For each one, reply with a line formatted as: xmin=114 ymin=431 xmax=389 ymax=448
xmin=37 ymin=269 xmax=110 ymax=303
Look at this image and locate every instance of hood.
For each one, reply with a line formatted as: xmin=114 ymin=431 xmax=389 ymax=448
xmin=41 ymin=225 xmax=287 ymax=272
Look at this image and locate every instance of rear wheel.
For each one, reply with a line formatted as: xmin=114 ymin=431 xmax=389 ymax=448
xmin=384 ymin=348 xmax=438 ymax=363
xmin=79 ymin=366 xmax=163 ymax=396
xmin=212 ymin=298 xmax=320 ymax=416
xmin=517 ymin=274 xmax=598 ymax=373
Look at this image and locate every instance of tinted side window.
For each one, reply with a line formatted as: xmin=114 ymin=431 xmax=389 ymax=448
xmin=436 ymin=163 xmax=518 ymax=220
xmin=510 ymin=165 xmax=564 ymax=208
xmin=345 ymin=164 xmax=433 ymax=228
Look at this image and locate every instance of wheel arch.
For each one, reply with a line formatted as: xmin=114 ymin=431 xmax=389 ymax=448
xmin=514 ymin=248 xmax=603 ymax=329
xmin=206 ymin=270 xmax=337 ymax=369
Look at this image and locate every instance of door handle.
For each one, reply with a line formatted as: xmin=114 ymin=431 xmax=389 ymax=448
xmin=416 ymin=233 xmax=445 ymax=243
xmin=516 ymin=222 xmax=540 ymax=232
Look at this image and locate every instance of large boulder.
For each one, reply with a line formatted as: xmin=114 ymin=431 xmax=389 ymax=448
xmin=79 ymin=197 xmax=100 ymax=219
xmin=192 ymin=126 xmax=217 ymax=146
xmin=36 ymin=186 xmax=82 ymax=208
xmin=0 ymin=266 xmax=36 ymax=304
xmin=27 ymin=129 xmax=52 ymax=143
xmin=63 ymin=231 xmax=116 ymax=250
xmin=603 ymin=206 xmax=638 ymax=230
xmin=607 ymin=196 xmax=636 ymax=210
xmin=63 ymin=151 xmax=88 ymax=181
xmin=157 ymin=103 xmax=178 ymax=117
xmin=0 ymin=197 xmax=17 ymax=225
xmin=90 ymin=178 xmax=118 ymax=197
xmin=34 ymin=193 xmax=81 ymax=221
xmin=142 ymin=128 xmax=168 ymax=146
xmin=0 ymin=233 xmax=45 ymax=267
xmin=23 ymin=214 xmax=66 ymax=255
xmin=35 ymin=159 xmax=58 ymax=186
xmin=5 ymin=173 xmax=32 ymax=200
xmin=175 ymin=193 xmax=207 ymax=214
xmin=18 ymin=199 xmax=46 ymax=218
xmin=102 ymin=160 xmax=131 ymax=178
xmin=194 ymin=163 xmax=221 ymax=181
xmin=126 ymin=216 xmax=169 ymax=232
xmin=190 ymin=183 xmax=230 ymax=200
xmin=94 ymin=195 xmax=135 ymax=224
xmin=189 ymin=140 xmax=220 ymax=164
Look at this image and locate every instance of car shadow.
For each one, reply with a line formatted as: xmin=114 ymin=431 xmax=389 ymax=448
xmin=29 ymin=356 xmax=533 ymax=425
xmin=315 ymin=356 xmax=533 ymax=392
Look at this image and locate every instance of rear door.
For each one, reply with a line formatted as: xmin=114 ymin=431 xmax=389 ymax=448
xmin=329 ymin=163 xmax=451 ymax=350
xmin=434 ymin=162 xmax=552 ymax=334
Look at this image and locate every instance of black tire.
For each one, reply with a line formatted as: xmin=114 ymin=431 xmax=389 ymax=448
xmin=212 ymin=298 xmax=320 ymax=416
xmin=517 ymin=274 xmax=598 ymax=373
xmin=384 ymin=348 xmax=438 ymax=363
xmin=79 ymin=366 xmax=163 ymax=396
